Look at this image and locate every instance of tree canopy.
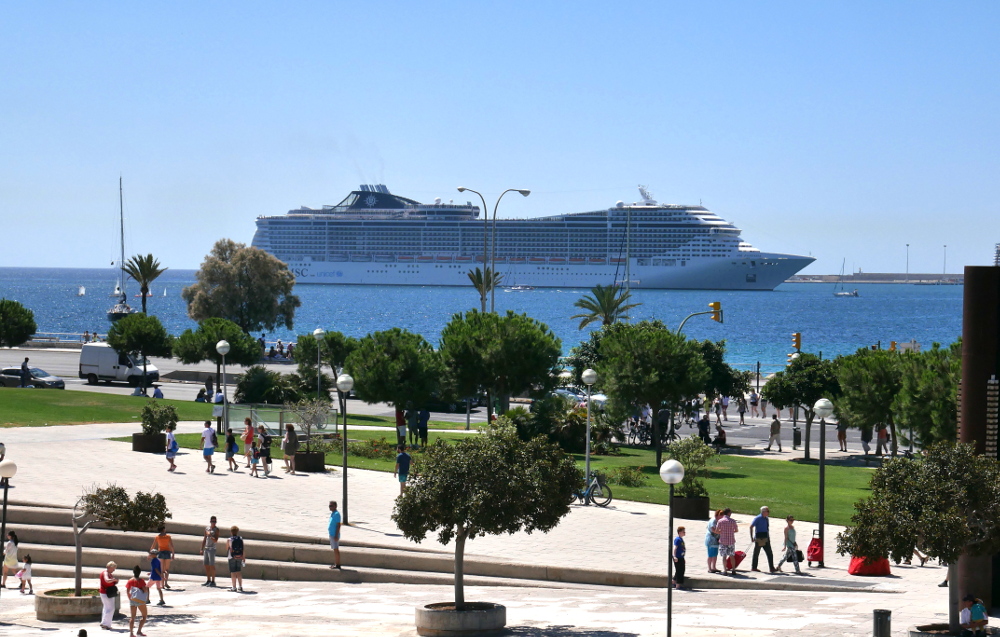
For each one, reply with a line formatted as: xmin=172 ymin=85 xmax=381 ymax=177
xmin=570 ymin=284 xmax=640 ymax=329
xmin=107 ymin=313 xmax=172 ymax=389
xmin=761 ymin=353 xmax=840 ymax=460
xmin=836 ymin=348 xmax=902 ymax=455
xmin=294 ymin=330 xmax=359 ymax=399
xmin=123 ymin=253 xmax=167 ymax=315
xmin=392 ymin=422 xmax=579 ymax=609
xmin=596 ymin=321 xmax=708 ymax=466
xmin=439 ymin=310 xmax=562 ymax=418
xmin=174 ymin=318 xmax=261 ymax=391
xmin=698 ymin=340 xmax=752 ymax=400
xmin=896 ymin=341 xmax=961 ymax=447
xmin=182 ymin=238 xmax=301 ymax=333
xmin=0 ymin=299 xmax=37 ymax=348
xmin=344 ymin=328 xmax=442 ymax=411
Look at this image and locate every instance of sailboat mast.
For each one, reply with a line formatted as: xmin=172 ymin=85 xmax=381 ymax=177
xmin=119 ymin=177 xmax=126 ymax=299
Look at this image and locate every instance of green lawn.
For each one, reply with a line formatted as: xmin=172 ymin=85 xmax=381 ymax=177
xmin=0 ymin=388 xmax=213 ymax=427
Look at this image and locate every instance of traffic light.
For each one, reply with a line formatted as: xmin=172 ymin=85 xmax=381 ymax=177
xmin=708 ymin=301 xmax=723 ymax=323
xmin=787 ymin=352 xmax=800 ymax=366
xmin=889 ymin=341 xmax=897 ymax=351
xmin=792 ymin=332 xmax=801 ymax=351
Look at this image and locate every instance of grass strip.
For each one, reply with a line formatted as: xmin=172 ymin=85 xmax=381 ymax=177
xmin=0 ymin=388 xmax=212 ymax=427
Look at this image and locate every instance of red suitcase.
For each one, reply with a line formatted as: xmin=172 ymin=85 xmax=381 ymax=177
xmin=725 ymin=549 xmax=747 ymax=571
xmin=807 ymin=530 xmax=823 ymax=566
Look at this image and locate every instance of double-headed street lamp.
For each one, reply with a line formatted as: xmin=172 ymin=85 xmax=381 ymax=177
xmin=582 ymin=368 xmax=598 ymax=481
xmin=216 ymin=340 xmax=230 ymax=433
xmin=813 ymin=397 xmax=834 ymax=567
xmin=313 ymin=328 xmax=326 ymax=399
xmin=0 ymin=459 xmax=18 ymax=607
xmin=336 ymin=373 xmax=355 ymax=525
xmin=456 ymin=187 xmax=530 ymax=312
xmin=659 ymin=459 xmax=685 ymax=637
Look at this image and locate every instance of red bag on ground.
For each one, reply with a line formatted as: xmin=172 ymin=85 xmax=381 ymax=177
xmin=725 ymin=550 xmax=746 ymax=571
xmin=847 ymin=556 xmax=891 ymax=576
xmin=807 ymin=531 xmax=823 ymax=565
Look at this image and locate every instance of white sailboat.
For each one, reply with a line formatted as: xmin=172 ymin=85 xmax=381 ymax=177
xmin=834 ymin=259 xmax=859 ymax=297
xmin=78 ymin=286 xmax=86 ymax=297
xmin=107 ymin=178 xmax=137 ymax=322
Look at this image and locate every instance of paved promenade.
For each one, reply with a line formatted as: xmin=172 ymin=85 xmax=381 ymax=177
xmin=0 ymin=420 xmax=954 ymax=635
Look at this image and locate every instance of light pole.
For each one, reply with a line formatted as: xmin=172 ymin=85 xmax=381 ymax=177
xmin=336 ymin=373 xmax=354 ymax=525
xmin=457 ymin=187 xmax=530 ymax=312
xmin=582 ymin=369 xmax=598 ymax=481
xmin=0 ymin=459 xmax=18 ymax=607
xmin=215 ymin=340 xmax=230 ymax=433
xmin=659 ymin=459 xmax=685 ymax=637
xmin=313 ymin=328 xmax=326 ymax=399
xmin=813 ymin=397 xmax=834 ymax=568
xmin=943 ymin=244 xmax=947 ymax=278
xmin=905 ymin=244 xmax=909 ymax=283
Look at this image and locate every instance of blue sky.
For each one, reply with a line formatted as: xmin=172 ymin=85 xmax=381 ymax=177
xmin=1 ymin=1 xmax=997 ymax=273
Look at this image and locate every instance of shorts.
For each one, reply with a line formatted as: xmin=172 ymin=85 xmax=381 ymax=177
xmin=398 ymin=473 xmax=408 ymax=483
xmin=418 ymin=428 xmax=428 ymax=439
xmin=228 ymin=558 xmax=242 ymax=572
xmin=226 ymin=449 xmax=236 ymax=459
xmin=157 ymin=550 xmax=172 ymax=560
xmin=150 ymin=578 xmax=163 ymax=589
xmin=396 ymin=425 xmax=407 ymax=438
xmin=203 ymin=448 xmax=215 ymax=457
xmin=203 ymin=548 xmax=216 ymax=566
xmin=719 ymin=544 xmax=736 ymax=558
xmin=706 ymin=546 xmax=719 ymax=558
xmin=166 ymin=450 xmax=177 ymax=460
xmin=329 ymin=536 xmax=340 ymax=550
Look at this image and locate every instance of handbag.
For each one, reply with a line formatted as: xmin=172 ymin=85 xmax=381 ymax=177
xmin=754 ymin=532 xmax=769 ymax=547
xmin=795 ymin=549 xmax=805 ymax=562
xmin=106 ymin=584 xmax=119 ymax=597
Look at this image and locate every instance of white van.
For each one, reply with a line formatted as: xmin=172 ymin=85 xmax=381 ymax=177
xmin=79 ymin=342 xmax=160 ymax=386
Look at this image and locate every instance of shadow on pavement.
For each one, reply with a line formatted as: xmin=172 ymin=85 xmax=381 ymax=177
xmin=509 ymin=626 xmax=639 ymax=637
xmin=144 ymin=613 xmax=200 ymax=625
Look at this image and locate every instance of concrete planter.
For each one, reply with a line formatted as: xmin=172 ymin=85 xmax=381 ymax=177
xmin=415 ymin=602 xmax=506 ymax=636
xmin=132 ymin=432 xmax=166 ymax=454
xmin=36 ymin=589 xmax=120 ymax=622
xmin=671 ymin=496 xmax=710 ymax=520
xmin=295 ymin=450 xmax=327 ymax=473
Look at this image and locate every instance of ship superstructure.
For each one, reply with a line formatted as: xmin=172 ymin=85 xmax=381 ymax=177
xmin=251 ymin=185 xmax=814 ymax=290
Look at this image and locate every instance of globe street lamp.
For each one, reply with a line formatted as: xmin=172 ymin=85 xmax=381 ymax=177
xmin=659 ymin=459 xmax=685 ymax=637
xmin=457 ymin=187 xmax=530 ymax=313
xmin=0 ymin=459 xmax=18 ymax=607
xmin=582 ymin=368 xmax=598 ymax=481
xmin=215 ymin=340 xmax=231 ymax=433
xmin=336 ymin=373 xmax=354 ymax=525
xmin=813 ymin=397 xmax=834 ymax=568
xmin=313 ymin=328 xmax=326 ymax=399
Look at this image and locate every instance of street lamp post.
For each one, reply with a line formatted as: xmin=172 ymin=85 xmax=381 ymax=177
xmin=313 ymin=328 xmax=326 ymax=399
xmin=216 ymin=340 xmax=230 ymax=434
xmin=906 ymin=244 xmax=909 ymax=283
xmin=813 ymin=397 xmax=834 ymax=568
xmin=336 ymin=373 xmax=354 ymax=525
xmin=457 ymin=187 xmax=530 ymax=312
xmin=582 ymin=369 xmax=598 ymax=481
xmin=659 ymin=459 xmax=685 ymax=637
xmin=0 ymin=459 xmax=18 ymax=607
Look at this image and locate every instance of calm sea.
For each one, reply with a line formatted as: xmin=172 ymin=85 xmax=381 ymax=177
xmin=0 ymin=267 xmax=964 ymax=373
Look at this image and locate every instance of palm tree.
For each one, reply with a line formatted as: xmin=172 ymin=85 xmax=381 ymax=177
xmin=466 ymin=267 xmax=504 ymax=312
xmin=571 ymin=284 xmax=640 ymax=329
xmin=123 ymin=254 xmax=168 ymax=314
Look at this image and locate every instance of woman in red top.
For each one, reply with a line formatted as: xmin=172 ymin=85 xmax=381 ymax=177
xmin=125 ymin=565 xmax=149 ymax=637
xmin=98 ymin=560 xmax=118 ymax=630
xmin=242 ymin=418 xmax=255 ymax=469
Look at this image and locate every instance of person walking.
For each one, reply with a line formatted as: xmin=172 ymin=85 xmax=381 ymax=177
xmin=165 ymin=423 xmax=178 ymax=472
xmin=716 ymin=509 xmax=739 ymax=576
xmin=737 ymin=397 xmax=747 ymax=426
xmin=225 ymin=428 xmax=240 ymax=472
xmin=672 ymin=527 xmax=687 ymax=588
xmin=242 ymin=418 xmax=255 ymax=468
xmin=721 ymin=395 xmax=730 ymax=421
xmin=775 ymin=515 xmax=802 ymax=574
xmin=394 ymin=446 xmax=411 ymax=494
xmin=712 ymin=397 xmax=723 ymax=425
xmin=226 ymin=526 xmax=245 ymax=592
xmin=283 ymin=423 xmax=299 ymax=475
xmin=201 ymin=420 xmax=217 ymax=473
xmin=98 ymin=561 xmax=119 ymax=631
xmin=705 ymin=509 xmax=722 ymax=573
xmin=16 ymin=554 xmax=32 ymax=594
xmin=328 ymin=501 xmax=342 ymax=570
xmin=19 ymin=357 xmax=29 ymax=387
xmin=766 ymin=415 xmax=782 ymax=452
xmin=749 ymin=391 xmax=760 ymax=418
xmin=876 ymin=425 xmax=889 ymax=456
xmin=256 ymin=425 xmax=273 ymax=476
xmin=126 ymin=565 xmax=149 ymax=637
xmin=760 ymin=398 xmax=768 ymax=419
xmin=147 ymin=551 xmax=165 ymax=605
xmin=249 ymin=441 xmax=261 ymax=477
xmin=2 ymin=530 xmax=19 ymax=586
xmin=149 ymin=525 xmax=174 ymax=589
xmin=749 ymin=506 xmax=776 ymax=573
xmin=836 ymin=420 xmax=849 ymax=452
xmin=200 ymin=516 xmax=220 ymax=587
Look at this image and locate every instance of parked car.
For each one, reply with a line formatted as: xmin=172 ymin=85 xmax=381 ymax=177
xmin=0 ymin=366 xmax=65 ymax=389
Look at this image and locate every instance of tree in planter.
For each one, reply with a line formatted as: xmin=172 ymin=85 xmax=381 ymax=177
xmin=345 ymin=328 xmax=442 ymax=421
xmin=71 ymin=484 xmax=171 ymax=596
xmin=106 ymin=313 xmax=172 ymax=393
xmin=836 ymin=443 xmax=1000 ymax=631
xmin=139 ymin=401 xmax=178 ymax=436
xmin=286 ymin=397 xmax=333 ymax=453
xmin=392 ymin=422 xmax=580 ymax=609
xmin=0 ymin=298 xmax=37 ymax=348
xmin=174 ymin=318 xmax=262 ymax=395
xmin=836 ymin=348 xmax=902 ymax=456
xmin=760 ymin=353 xmax=840 ymax=460
xmin=664 ymin=436 xmax=717 ymax=498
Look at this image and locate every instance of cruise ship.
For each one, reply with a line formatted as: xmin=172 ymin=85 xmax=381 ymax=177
xmin=251 ymin=185 xmax=814 ymax=290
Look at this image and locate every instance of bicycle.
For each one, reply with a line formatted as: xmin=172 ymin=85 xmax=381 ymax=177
xmin=569 ymin=471 xmax=613 ymax=507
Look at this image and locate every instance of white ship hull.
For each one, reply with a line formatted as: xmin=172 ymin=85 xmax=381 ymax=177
xmin=287 ymin=253 xmax=809 ymax=290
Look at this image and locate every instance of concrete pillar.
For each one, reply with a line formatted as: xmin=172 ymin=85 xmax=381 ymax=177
xmin=957 ymin=266 xmax=1000 ymax=613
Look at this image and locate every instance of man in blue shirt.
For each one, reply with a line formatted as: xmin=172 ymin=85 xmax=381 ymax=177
xmin=328 ymin=501 xmax=342 ymax=570
xmin=749 ymin=505 xmax=776 ymax=573
xmin=394 ymin=446 xmax=412 ymax=495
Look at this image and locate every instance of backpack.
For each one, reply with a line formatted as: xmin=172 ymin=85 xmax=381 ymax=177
xmin=230 ymin=536 xmax=244 ymax=557
xmin=211 ymin=431 xmax=219 ymax=448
